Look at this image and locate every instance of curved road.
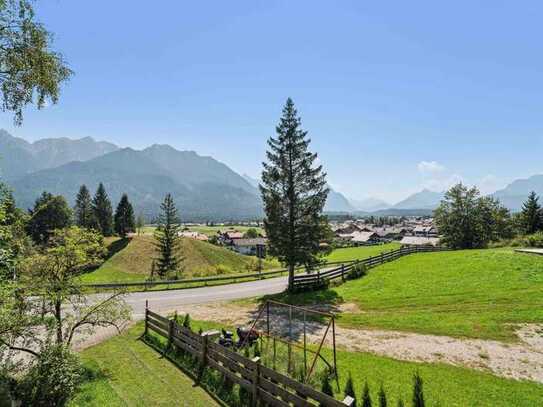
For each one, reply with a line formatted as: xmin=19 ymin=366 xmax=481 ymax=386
xmin=126 ymin=275 xmax=289 ymax=318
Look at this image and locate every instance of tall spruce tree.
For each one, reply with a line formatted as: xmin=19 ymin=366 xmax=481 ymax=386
xmin=520 ymin=191 xmax=542 ymax=234
xmin=74 ymin=185 xmax=95 ymax=229
xmin=260 ymin=98 xmax=329 ymax=291
xmin=154 ymin=193 xmax=182 ymax=279
xmin=114 ymin=194 xmax=135 ymax=238
xmin=92 ymin=183 xmax=113 ymax=236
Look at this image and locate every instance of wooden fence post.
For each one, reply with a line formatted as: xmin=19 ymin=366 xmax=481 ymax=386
xmin=144 ymin=300 xmax=149 ymax=337
xmin=341 ymin=264 xmax=345 ymax=282
xmin=251 ymin=356 xmax=261 ymax=407
xmin=198 ymin=332 xmax=209 ymax=382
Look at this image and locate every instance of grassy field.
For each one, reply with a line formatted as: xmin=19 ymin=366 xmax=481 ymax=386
xmin=69 ymin=323 xmax=218 ymax=406
xmin=277 ymin=248 xmax=543 ymax=341
xmin=80 ymin=235 xmax=280 ymax=284
xmin=137 ymin=318 xmax=543 ymax=407
xmin=324 ymin=242 xmax=401 ymax=262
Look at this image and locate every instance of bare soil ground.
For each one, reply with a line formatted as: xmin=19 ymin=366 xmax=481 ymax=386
xmin=153 ymin=301 xmax=543 ymax=384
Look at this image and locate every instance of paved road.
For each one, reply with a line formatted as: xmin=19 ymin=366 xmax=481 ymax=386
xmin=125 ymin=275 xmax=289 ymax=318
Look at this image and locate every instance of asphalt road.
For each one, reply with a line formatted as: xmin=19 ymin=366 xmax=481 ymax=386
xmin=126 ymin=275 xmax=289 ymax=318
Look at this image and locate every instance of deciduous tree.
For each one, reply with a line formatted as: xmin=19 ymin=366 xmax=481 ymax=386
xmin=26 ymin=191 xmax=72 ymax=245
xmin=0 ymin=0 xmax=72 ymax=124
xmin=260 ymin=98 xmax=329 ymax=290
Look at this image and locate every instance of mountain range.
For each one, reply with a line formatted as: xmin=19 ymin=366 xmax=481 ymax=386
xmin=0 ymin=130 xmax=540 ymax=219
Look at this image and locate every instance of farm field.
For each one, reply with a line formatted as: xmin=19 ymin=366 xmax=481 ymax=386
xmin=280 ymin=248 xmax=543 ymax=341
xmin=69 ymin=323 xmax=218 ymax=406
xmin=80 ymin=235 xmax=280 ymax=284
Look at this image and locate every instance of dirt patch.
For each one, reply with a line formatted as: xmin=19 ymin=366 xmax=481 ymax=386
xmin=163 ymin=302 xmax=543 ymax=384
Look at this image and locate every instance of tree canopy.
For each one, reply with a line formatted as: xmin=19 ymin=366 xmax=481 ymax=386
xmin=26 ymin=191 xmax=72 ymax=245
xmin=92 ymin=183 xmax=113 ymax=236
xmin=114 ymin=193 xmax=135 ymax=238
xmin=520 ymin=191 xmax=542 ymax=235
xmin=154 ymin=193 xmax=182 ymax=279
xmin=434 ymin=183 xmax=512 ymax=249
xmin=0 ymin=0 xmax=72 ymax=124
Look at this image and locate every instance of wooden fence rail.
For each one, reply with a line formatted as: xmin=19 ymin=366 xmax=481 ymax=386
xmin=144 ymin=308 xmax=354 ymax=407
xmin=293 ymin=245 xmax=449 ymax=290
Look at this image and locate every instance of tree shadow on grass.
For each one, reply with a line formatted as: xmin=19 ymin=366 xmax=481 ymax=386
xmin=104 ymin=237 xmax=131 ymax=261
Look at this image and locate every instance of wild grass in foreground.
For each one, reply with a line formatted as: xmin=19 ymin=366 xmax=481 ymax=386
xmin=268 ymin=248 xmax=543 ymax=341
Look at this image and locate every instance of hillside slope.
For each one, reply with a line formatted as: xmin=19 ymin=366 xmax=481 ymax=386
xmin=81 ymin=236 xmax=279 ymax=283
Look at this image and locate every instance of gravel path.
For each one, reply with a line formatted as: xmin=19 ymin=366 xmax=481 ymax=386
xmin=159 ymin=302 xmax=543 ymax=384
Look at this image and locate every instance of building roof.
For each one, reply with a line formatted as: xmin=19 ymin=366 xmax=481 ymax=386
xmin=400 ymin=236 xmax=440 ymax=246
xmin=224 ymin=231 xmax=244 ymax=239
xmin=232 ymin=238 xmax=268 ymax=247
xmin=350 ymin=231 xmax=379 ymax=243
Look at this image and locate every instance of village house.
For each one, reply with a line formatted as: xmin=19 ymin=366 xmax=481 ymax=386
xmin=231 ymin=237 xmax=268 ymax=255
xmin=400 ymin=236 xmax=440 ymax=246
xmin=412 ymin=225 xmax=438 ymax=238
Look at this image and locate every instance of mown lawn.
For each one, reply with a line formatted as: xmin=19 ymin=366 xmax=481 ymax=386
xmin=324 ymin=242 xmax=401 ymax=262
xmin=69 ymin=323 xmax=218 ymax=406
xmin=304 ymin=248 xmax=543 ymax=341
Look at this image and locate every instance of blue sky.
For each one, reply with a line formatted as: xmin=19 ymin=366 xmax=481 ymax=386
xmin=1 ymin=0 xmax=542 ymax=203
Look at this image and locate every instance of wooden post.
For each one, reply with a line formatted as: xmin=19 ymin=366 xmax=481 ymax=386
xmin=266 ymin=301 xmax=270 ymax=336
xmin=341 ymin=264 xmax=345 ymax=282
xmin=251 ymin=356 xmax=261 ymax=407
xmin=144 ymin=300 xmax=149 ymax=336
xmin=288 ymin=305 xmax=292 ymax=374
xmin=303 ymin=310 xmax=307 ymax=380
xmin=332 ymin=316 xmax=339 ymax=391
xmin=198 ymin=332 xmax=209 ymax=382
xmin=165 ymin=318 xmax=174 ymax=353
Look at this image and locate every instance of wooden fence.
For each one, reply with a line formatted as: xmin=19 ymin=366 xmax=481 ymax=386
xmin=293 ymin=245 xmax=448 ymax=290
xmin=145 ymin=308 xmax=354 ymax=407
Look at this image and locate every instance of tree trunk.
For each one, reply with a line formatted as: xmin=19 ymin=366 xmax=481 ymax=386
xmin=288 ymin=263 xmax=295 ymax=292
xmin=54 ymin=299 xmax=63 ymax=344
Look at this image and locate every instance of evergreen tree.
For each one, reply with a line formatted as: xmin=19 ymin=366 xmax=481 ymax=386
xmin=344 ymin=373 xmax=357 ymax=407
xmin=92 ymin=183 xmax=113 ymax=236
xmin=378 ymin=384 xmax=387 ymax=407
xmin=412 ymin=372 xmax=425 ymax=407
xmin=114 ymin=194 xmax=135 ymax=238
xmin=74 ymin=185 xmax=95 ymax=229
xmin=260 ymin=98 xmax=329 ymax=291
xmin=520 ymin=191 xmax=542 ymax=234
xmin=154 ymin=193 xmax=182 ymax=279
xmin=362 ymin=381 xmax=372 ymax=407
xmin=26 ymin=192 xmax=72 ymax=245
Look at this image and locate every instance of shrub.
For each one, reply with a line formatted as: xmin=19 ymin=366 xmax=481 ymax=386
xmin=215 ymin=264 xmax=232 ymax=275
xmin=319 ymin=374 xmax=334 ymax=406
xmin=348 ymin=263 xmax=367 ymax=280
xmin=397 ymin=399 xmax=405 ymax=407
xmin=412 ymin=372 xmax=425 ymax=407
xmin=378 ymin=384 xmax=387 ymax=407
xmin=182 ymin=313 xmax=191 ymax=330
xmin=17 ymin=344 xmax=83 ymax=406
xmin=362 ymin=381 xmax=372 ymax=407
xmin=344 ymin=372 xmax=357 ymax=407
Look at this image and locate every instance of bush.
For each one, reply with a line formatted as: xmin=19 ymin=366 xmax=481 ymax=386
xmin=215 ymin=264 xmax=233 ymax=275
xmin=17 ymin=344 xmax=83 ymax=406
xmin=348 ymin=263 xmax=367 ymax=280
xmin=319 ymin=374 xmax=334 ymax=406
xmin=412 ymin=372 xmax=425 ymax=407
xmin=362 ymin=381 xmax=372 ymax=407
xmin=378 ymin=384 xmax=387 ymax=407
xmin=344 ymin=373 xmax=357 ymax=407
xmin=182 ymin=313 xmax=191 ymax=330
